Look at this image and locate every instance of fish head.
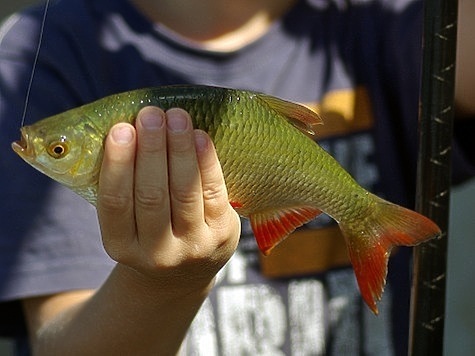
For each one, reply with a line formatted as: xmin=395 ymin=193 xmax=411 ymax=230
xmin=12 ymin=115 xmax=104 ymax=199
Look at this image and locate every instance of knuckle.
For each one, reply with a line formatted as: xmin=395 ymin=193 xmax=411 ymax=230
xmin=104 ymin=243 xmax=128 ymax=264
xmin=210 ymin=210 xmax=241 ymax=244
xmin=98 ymin=192 xmax=132 ymax=213
xmin=203 ymin=183 xmax=226 ymax=202
xmin=102 ymin=235 xmax=137 ymax=266
xmin=135 ymin=186 xmax=167 ymax=209
xmin=172 ymin=187 xmax=201 ymax=205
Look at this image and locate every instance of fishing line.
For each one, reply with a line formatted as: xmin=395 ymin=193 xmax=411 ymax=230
xmin=20 ymin=0 xmax=51 ymax=127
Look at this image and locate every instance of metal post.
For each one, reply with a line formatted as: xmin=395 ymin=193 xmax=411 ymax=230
xmin=408 ymin=0 xmax=458 ymax=354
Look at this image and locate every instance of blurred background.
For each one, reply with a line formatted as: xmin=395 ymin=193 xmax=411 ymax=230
xmin=0 ymin=1 xmax=474 ymax=355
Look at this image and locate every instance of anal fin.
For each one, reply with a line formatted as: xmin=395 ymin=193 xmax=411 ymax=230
xmin=250 ymin=206 xmax=321 ymax=255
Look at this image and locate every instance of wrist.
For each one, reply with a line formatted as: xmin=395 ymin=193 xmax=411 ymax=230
xmin=112 ymin=262 xmax=216 ymax=303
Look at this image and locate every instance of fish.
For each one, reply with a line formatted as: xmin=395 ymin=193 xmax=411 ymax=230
xmin=11 ymin=85 xmax=440 ymax=314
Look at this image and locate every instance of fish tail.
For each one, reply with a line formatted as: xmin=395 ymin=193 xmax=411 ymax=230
xmin=340 ymin=195 xmax=440 ymax=314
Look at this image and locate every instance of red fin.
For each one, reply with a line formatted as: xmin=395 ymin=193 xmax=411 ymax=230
xmin=257 ymin=94 xmax=323 ymax=136
xmin=250 ymin=206 xmax=321 ymax=255
xmin=230 ymin=201 xmax=243 ymax=209
xmin=340 ymin=195 xmax=441 ymax=314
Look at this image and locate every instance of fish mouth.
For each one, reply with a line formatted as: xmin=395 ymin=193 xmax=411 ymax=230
xmin=11 ymin=128 xmax=33 ymax=159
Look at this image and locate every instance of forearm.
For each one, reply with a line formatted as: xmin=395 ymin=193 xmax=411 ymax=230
xmin=26 ymin=263 xmax=212 ymax=356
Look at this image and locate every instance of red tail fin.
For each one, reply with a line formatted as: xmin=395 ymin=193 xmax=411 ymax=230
xmin=340 ymin=195 xmax=440 ymax=314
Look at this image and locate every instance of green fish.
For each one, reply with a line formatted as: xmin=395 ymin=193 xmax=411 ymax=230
xmin=12 ymin=85 xmax=440 ymax=314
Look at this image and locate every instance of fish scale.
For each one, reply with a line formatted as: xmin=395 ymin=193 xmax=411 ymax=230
xmin=12 ymin=85 xmax=440 ymax=314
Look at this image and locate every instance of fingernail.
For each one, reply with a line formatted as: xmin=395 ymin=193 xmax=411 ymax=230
xmin=194 ymin=131 xmax=209 ymax=153
xmin=140 ymin=109 xmax=164 ymax=130
xmin=111 ymin=125 xmax=134 ymax=144
xmin=167 ymin=110 xmax=189 ymax=132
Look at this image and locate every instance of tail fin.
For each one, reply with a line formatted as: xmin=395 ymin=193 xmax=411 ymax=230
xmin=340 ymin=195 xmax=440 ymax=314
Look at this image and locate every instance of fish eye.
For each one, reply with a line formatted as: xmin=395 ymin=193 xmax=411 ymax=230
xmin=47 ymin=139 xmax=70 ymax=159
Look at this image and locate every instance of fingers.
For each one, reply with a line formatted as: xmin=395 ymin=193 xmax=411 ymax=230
xmin=193 ymin=130 xmax=231 ymax=224
xmin=133 ymin=107 xmax=205 ymax=248
xmin=134 ymin=107 xmax=171 ymax=248
xmin=194 ymin=129 xmax=241 ymax=258
xmin=165 ymin=109 xmax=204 ymax=236
xmin=97 ymin=123 xmax=137 ymax=259
xmin=97 ymin=106 xmax=239 ymax=280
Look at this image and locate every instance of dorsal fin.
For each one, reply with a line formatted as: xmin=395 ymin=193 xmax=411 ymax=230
xmin=250 ymin=206 xmax=322 ymax=255
xmin=258 ymin=94 xmax=323 ymax=136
